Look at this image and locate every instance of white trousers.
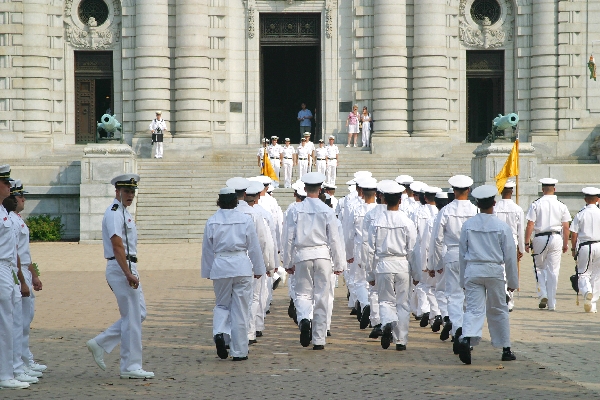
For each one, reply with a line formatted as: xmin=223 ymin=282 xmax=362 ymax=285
xmin=283 ymin=161 xmax=293 ymax=188
xmin=248 ymin=275 xmax=265 ymax=340
xmin=316 ymin=160 xmax=327 ymax=175
xmin=577 ymin=242 xmax=600 ymax=308
xmin=0 ymin=264 xmax=16 ymax=381
xmin=12 ymin=287 xmax=24 ymax=375
xmin=377 ymin=272 xmax=410 ymax=345
xmin=532 ymin=234 xmax=562 ymax=309
xmin=463 ymin=276 xmax=511 ymax=348
xmin=298 ymin=160 xmax=308 ymax=179
xmin=326 ymin=160 xmax=337 ymax=186
xmin=354 ymin=264 xmax=369 ymax=310
xmin=288 ymin=273 xmax=296 ymax=302
xmin=327 ymin=272 xmax=335 ymax=330
xmin=212 ymin=276 xmax=253 ymax=358
xmin=153 ymin=142 xmax=163 ymax=158
xmin=294 ymin=258 xmax=332 ymax=346
xmin=94 ymin=262 xmax=147 ymax=373
xmin=271 ymin=159 xmax=281 ymax=187
xmin=416 ymin=273 xmax=440 ymax=318
xmin=361 ymin=127 xmax=370 ymax=147
xmin=369 ymin=284 xmax=380 ymax=325
xmin=346 ymin=261 xmax=358 ymax=307
xmin=435 ymin=272 xmax=448 ymax=319
xmin=21 ymin=294 xmax=34 ymax=366
xmin=409 ymin=281 xmax=419 ymax=315
xmin=444 ymin=260 xmax=464 ymax=336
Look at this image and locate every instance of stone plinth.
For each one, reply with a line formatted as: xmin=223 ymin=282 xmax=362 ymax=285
xmin=471 ymin=142 xmax=537 ymax=207
xmin=80 ymin=144 xmax=137 ymax=243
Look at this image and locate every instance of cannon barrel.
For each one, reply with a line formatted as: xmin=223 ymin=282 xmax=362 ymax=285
xmin=493 ymin=113 xmax=519 ymax=131
xmin=97 ymin=114 xmax=122 ymax=133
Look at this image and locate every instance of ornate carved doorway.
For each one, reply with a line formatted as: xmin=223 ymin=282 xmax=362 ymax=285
xmin=74 ymin=51 xmax=113 ymax=144
xmin=466 ymin=50 xmax=504 ymax=143
xmin=260 ymin=13 xmax=321 ymax=144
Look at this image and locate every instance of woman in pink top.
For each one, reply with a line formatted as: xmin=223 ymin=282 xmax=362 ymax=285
xmin=345 ymin=105 xmax=360 ymax=147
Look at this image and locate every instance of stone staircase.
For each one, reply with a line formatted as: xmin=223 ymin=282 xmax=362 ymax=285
xmin=135 ymin=145 xmax=472 ymax=243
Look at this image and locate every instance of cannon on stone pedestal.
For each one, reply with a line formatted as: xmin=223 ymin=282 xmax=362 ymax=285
xmin=97 ymin=114 xmax=123 ymax=143
xmin=483 ymin=113 xmax=519 ymax=143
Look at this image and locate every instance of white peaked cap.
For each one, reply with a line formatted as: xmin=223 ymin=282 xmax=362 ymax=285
xmin=448 ymin=175 xmax=473 ymax=189
xmin=226 ymin=177 xmax=251 ymax=191
xmin=539 ymin=178 xmax=558 ymax=185
xmin=471 ymin=185 xmax=498 ymax=200
xmin=582 ymin=187 xmax=600 ymax=196
xmin=395 ymin=175 xmax=414 ymax=185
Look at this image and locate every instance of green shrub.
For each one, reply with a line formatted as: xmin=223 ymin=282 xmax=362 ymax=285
xmin=25 ymin=214 xmax=64 ymax=241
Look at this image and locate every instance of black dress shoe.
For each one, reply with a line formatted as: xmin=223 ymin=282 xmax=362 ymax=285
xmin=347 ymin=289 xmax=350 ymax=300
xmin=458 ymin=337 xmax=471 ymax=365
xmin=355 ymin=301 xmax=362 ymax=322
xmin=256 ymin=331 xmax=263 ymax=337
xmin=380 ymin=323 xmax=392 ymax=350
xmin=266 ymin=310 xmax=270 ymax=314
xmin=440 ymin=320 xmax=452 ymax=341
xmin=452 ymin=327 xmax=463 ymax=355
xmin=232 ymin=356 xmax=248 ymax=361
xmin=420 ymin=312 xmax=430 ymax=328
xmin=313 ymin=345 xmax=325 ymax=350
xmin=396 ymin=344 xmax=406 ymax=351
xmin=272 ymin=277 xmax=282 ymax=290
xmin=249 ymin=339 xmax=257 ymax=345
xmin=214 ymin=333 xmax=229 ymax=360
xmin=501 ymin=347 xmax=516 ymax=361
xmin=431 ymin=315 xmax=443 ymax=332
xmin=327 ymin=330 xmax=332 ymax=337
xmin=369 ymin=324 xmax=382 ymax=339
xmin=360 ymin=305 xmax=371 ymax=329
xmin=350 ymin=307 xmax=358 ymax=316
xmin=288 ymin=298 xmax=296 ymax=319
xmin=299 ymin=319 xmax=311 ymax=347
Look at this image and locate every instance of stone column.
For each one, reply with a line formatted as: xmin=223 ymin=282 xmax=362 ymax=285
xmin=372 ymin=0 xmax=408 ymax=137
xmin=22 ymin=0 xmax=51 ymax=137
xmin=134 ymin=0 xmax=170 ymax=135
xmin=530 ymin=0 xmax=558 ymax=137
xmin=411 ymin=0 xmax=448 ymax=137
xmin=174 ymin=0 xmax=211 ymax=137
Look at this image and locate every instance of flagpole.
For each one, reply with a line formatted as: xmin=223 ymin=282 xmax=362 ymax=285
xmin=515 ymin=127 xmax=520 ymax=295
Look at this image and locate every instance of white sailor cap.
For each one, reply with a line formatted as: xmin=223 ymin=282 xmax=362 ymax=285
xmin=471 ymin=185 xmax=498 ymax=200
xmin=424 ymin=186 xmax=442 ymax=194
xmin=291 ymin=182 xmax=303 ymax=192
xmin=395 ymin=175 xmax=414 ymax=185
xmin=329 ymin=135 xmax=335 ymax=140
xmin=301 ymin=137 xmax=306 ymax=142
xmin=582 ymin=187 xmax=600 ymax=196
xmin=301 ymin=172 xmax=326 ymax=185
xmin=111 ymin=173 xmax=140 ymax=189
xmin=255 ymin=175 xmax=272 ymax=185
xmin=346 ymin=179 xmax=356 ymax=185
xmin=379 ymin=180 xmax=404 ymax=194
xmin=0 ymin=164 xmax=11 ymax=182
xmin=354 ymin=171 xmax=372 ymax=179
xmin=226 ymin=177 xmax=251 ymax=191
xmin=267 ymin=184 xmax=274 ymax=193
xmin=448 ymin=188 xmax=454 ymax=194
xmin=284 ymin=137 xmax=291 ymax=142
xmin=503 ymin=181 xmax=516 ymax=189
xmin=377 ymin=180 xmax=396 ymax=193
xmin=324 ymin=193 xmax=331 ymax=200
xmin=155 ymin=110 xmax=162 ymax=115
xmin=323 ymin=183 xmax=337 ymax=190
xmin=297 ymin=187 xmax=307 ymax=197
xmin=303 ymin=132 xmax=311 ymax=136
xmin=219 ymin=187 xmax=235 ymax=195
xmin=410 ymin=181 xmax=426 ymax=193
xmin=357 ymin=177 xmax=377 ymax=190
xmin=448 ymin=175 xmax=473 ymax=189
xmin=271 ymin=136 xmax=279 ymax=140
xmin=10 ymin=179 xmax=28 ymax=196
xmin=318 ymin=139 xmax=324 ymax=143
xmin=263 ymin=138 xmax=269 ymax=143
xmin=539 ymin=178 xmax=558 ymax=185
xmin=435 ymin=191 xmax=448 ymax=199
xmin=245 ymin=181 xmax=265 ymax=196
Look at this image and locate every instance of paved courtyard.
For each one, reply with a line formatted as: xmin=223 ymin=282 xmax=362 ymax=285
xmin=2 ymin=242 xmax=599 ymax=399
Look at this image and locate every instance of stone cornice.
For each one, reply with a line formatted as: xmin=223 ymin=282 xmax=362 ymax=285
xmin=473 ymin=142 xmax=535 ymax=156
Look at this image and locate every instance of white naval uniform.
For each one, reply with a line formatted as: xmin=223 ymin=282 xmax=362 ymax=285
xmin=282 ymin=202 xmax=300 ymax=304
xmin=314 ymin=147 xmax=328 ymax=175
xmin=459 ymin=213 xmax=518 ymax=348
xmin=283 ymin=197 xmax=345 ymax=346
xmin=281 ymin=145 xmax=296 ymax=188
xmin=7 ymin=213 xmax=25 ymax=377
xmin=429 ymin=199 xmax=478 ymax=336
xmin=422 ymin=212 xmax=448 ymax=319
xmin=235 ymin=201 xmax=274 ymax=341
xmin=570 ymin=204 xmax=600 ymax=311
xmin=400 ymin=196 xmax=418 ymax=218
xmin=367 ymin=209 xmax=418 ymax=346
xmin=93 ymin=199 xmax=147 ymax=374
xmin=257 ymin=147 xmax=265 ymax=167
xmin=305 ymin=141 xmax=315 ymax=172
xmin=297 ymin=146 xmax=310 ymax=179
xmin=327 ymin=219 xmax=344 ymax=331
xmin=412 ymin=204 xmax=440 ymax=321
xmin=0 ymin=205 xmax=18 ymax=381
xmin=149 ymin=118 xmax=167 ymax=158
xmin=325 ymin=144 xmax=339 ymax=186
xmin=201 ymin=209 xmax=266 ymax=358
xmin=494 ymin=199 xmax=526 ymax=310
xmin=254 ymin=202 xmax=278 ymax=318
xmin=343 ymin=194 xmax=364 ymax=309
xmin=362 ymin=204 xmax=386 ymax=327
xmin=525 ymin=195 xmax=571 ymax=310
xmin=268 ymin=144 xmax=283 ymax=187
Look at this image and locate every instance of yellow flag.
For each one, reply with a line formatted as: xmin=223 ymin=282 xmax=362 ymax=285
xmin=261 ymin=151 xmax=279 ymax=182
xmin=495 ymin=139 xmax=519 ymax=194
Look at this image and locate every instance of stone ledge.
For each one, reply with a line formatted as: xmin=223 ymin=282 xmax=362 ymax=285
xmin=83 ymin=144 xmax=135 ymax=156
xmin=473 ymin=142 xmax=535 ymax=156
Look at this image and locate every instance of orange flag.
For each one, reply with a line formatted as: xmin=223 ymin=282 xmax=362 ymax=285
xmin=495 ymin=139 xmax=519 ymax=194
xmin=261 ymin=151 xmax=279 ymax=182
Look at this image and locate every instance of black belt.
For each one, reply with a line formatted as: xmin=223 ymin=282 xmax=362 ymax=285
xmin=579 ymin=240 xmax=600 ymax=248
xmin=284 ymin=157 xmax=292 ymax=159
xmin=270 ymin=157 xmax=277 ymax=159
xmin=328 ymin=157 xmax=336 ymax=160
xmin=299 ymin=157 xmax=307 ymax=160
xmin=107 ymin=255 xmax=138 ymax=263
xmin=317 ymin=158 xmax=326 ymax=160
xmin=535 ymin=231 xmax=560 ymax=237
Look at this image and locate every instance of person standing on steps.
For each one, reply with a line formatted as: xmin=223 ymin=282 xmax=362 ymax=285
xmin=149 ymin=111 xmax=167 ymax=159
xmin=314 ymin=139 xmax=328 ymax=176
xmin=297 ymin=103 xmax=313 ymax=137
xmin=325 ymin=136 xmax=339 ymax=186
xmin=280 ymin=138 xmax=296 ymax=189
xmin=346 ymin=105 xmax=360 ymax=147
xmin=360 ymin=106 xmax=372 ymax=148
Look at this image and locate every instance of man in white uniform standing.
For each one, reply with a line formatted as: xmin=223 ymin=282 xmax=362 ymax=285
xmin=314 ymin=139 xmax=328 ymax=175
xmin=284 ymin=172 xmax=345 ymax=350
xmin=149 ymin=111 xmax=167 ymax=159
xmin=458 ymin=185 xmax=518 ymax=365
xmin=267 ymin=137 xmax=283 ymax=188
xmin=524 ymin=178 xmax=571 ymax=311
xmin=87 ymin=174 xmax=154 ymax=379
xmin=570 ymin=187 xmax=600 ymax=313
xmin=280 ymin=138 xmax=296 ymax=188
xmin=325 ymin=136 xmax=339 ymax=186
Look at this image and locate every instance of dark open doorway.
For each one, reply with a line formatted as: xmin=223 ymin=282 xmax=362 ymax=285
xmin=262 ymin=46 xmax=319 ymax=144
xmin=466 ymin=50 xmax=504 ymax=143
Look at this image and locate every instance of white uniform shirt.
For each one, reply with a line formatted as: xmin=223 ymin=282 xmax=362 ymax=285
xmin=459 ymin=213 xmax=518 ymax=289
xmin=421 ymin=212 xmax=446 ymax=272
xmin=281 ymin=145 xmax=296 ymax=161
xmin=494 ymin=198 xmax=526 ymax=253
xmin=400 ymin=196 xmax=418 ymax=217
xmin=267 ymin=144 xmax=283 ymax=159
xmin=570 ymin=204 xmax=600 ymax=243
xmin=315 ymin=147 xmax=327 ymax=160
xmin=525 ymin=195 xmax=571 ymax=234
xmin=367 ymin=209 xmax=418 ymax=281
xmin=254 ymin=202 xmax=279 ymax=267
xmin=325 ymin=144 xmax=339 ymax=160
xmin=283 ymin=197 xmax=345 ymax=271
xmin=428 ymin=199 xmax=478 ymax=269
xmin=257 ymin=147 xmax=265 ymax=161
xmin=10 ymin=213 xmax=31 ymax=266
xmin=305 ymin=141 xmax=315 ymax=157
xmin=201 ymin=209 xmax=266 ymax=279
xmin=149 ymin=118 xmax=167 ymax=132
xmin=236 ymin=200 xmax=275 ymax=273
xmin=362 ymin=204 xmax=386 ymax=276
xmin=411 ymin=204 xmax=438 ymax=270
xmin=102 ymin=199 xmax=137 ymax=259
xmin=297 ymin=145 xmax=310 ymax=160
xmin=330 ymin=195 xmax=338 ymax=212
xmin=0 ymin=205 xmax=17 ymax=268
xmin=347 ymin=202 xmax=377 ymax=263
xmin=258 ymin=194 xmax=282 ymax=255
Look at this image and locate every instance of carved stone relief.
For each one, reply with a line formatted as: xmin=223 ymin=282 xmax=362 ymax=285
xmin=247 ymin=0 xmax=256 ymax=39
xmin=459 ymin=0 xmax=513 ymax=49
xmin=64 ymin=0 xmax=121 ymax=49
